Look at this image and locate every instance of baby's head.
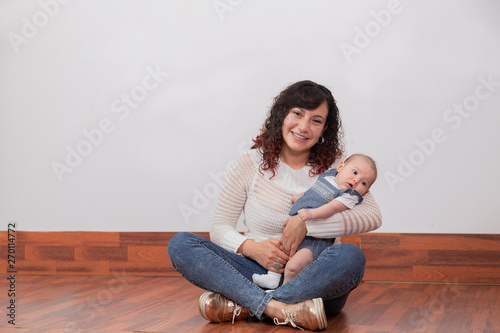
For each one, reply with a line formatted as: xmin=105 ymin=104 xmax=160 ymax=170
xmin=335 ymin=154 xmax=377 ymax=195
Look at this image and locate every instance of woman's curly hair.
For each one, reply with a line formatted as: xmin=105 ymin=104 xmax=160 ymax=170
xmin=252 ymin=80 xmax=344 ymax=178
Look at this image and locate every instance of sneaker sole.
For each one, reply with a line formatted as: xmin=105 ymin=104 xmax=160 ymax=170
xmin=313 ymin=297 xmax=328 ymax=330
xmin=198 ymin=291 xmax=213 ymax=321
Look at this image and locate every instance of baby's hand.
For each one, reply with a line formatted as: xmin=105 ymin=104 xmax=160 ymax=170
xmin=291 ymin=193 xmax=304 ymax=204
xmin=298 ymin=209 xmax=312 ymax=222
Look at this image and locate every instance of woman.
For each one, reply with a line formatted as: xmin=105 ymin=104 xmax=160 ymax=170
xmin=168 ymin=80 xmax=382 ymax=330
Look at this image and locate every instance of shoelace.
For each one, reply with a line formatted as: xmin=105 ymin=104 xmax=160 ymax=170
xmin=274 ymin=310 xmax=304 ymax=330
xmin=231 ymin=305 xmax=243 ymax=324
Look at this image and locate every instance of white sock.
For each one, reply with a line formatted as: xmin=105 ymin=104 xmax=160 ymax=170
xmin=252 ymin=271 xmax=281 ymax=289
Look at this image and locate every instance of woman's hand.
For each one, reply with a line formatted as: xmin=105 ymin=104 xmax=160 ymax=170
xmin=238 ymin=239 xmax=289 ymax=273
xmin=281 ymin=215 xmax=307 ymax=257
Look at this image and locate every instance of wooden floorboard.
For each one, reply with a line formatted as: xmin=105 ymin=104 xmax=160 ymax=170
xmin=0 ymin=275 xmax=498 ymax=332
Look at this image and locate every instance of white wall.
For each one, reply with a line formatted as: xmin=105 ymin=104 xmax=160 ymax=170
xmin=1 ymin=0 xmax=499 ymax=233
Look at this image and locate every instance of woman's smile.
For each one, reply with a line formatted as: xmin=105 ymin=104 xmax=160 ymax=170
xmin=291 ymin=131 xmax=309 ymax=141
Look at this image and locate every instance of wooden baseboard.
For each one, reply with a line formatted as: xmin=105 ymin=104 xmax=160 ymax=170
xmin=0 ymin=231 xmax=498 ymax=284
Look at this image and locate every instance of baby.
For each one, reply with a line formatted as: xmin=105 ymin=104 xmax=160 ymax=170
xmin=252 ymin=154 xmax=377 ymax=289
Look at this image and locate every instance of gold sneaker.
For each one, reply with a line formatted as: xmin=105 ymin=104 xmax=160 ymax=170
xmin=274 ymin=297 xmax=327 ymax=330
xmin=198 ymin=292 xmax=252 ymax=323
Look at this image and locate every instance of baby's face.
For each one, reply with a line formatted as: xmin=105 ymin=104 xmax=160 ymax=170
xmin=335 ymin=157 xmax=376 ymax=195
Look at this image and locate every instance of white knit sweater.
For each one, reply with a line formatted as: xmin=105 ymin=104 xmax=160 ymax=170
xmin=210 ymin=149 xmax=382 ymax=253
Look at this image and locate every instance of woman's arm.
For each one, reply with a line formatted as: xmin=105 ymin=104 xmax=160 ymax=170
xmin=281 ymin=193 xmax=381 ymax=256
xmin=305 ymin=191 xmax=382 ymax=238
xmin=209 ymin=152 xmax=254 ymax=252
xmin=209 ymin=151 xmax=290 ymax=271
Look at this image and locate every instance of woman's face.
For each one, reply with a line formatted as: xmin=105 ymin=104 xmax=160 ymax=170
xmin=281 ymin=101 xmax=328 ymax=155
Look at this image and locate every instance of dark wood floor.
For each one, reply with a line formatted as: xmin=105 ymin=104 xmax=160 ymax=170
xmin=0 ymin=275 xmax=498 ymax=332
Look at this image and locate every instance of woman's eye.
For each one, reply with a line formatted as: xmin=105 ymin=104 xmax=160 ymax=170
xmin=313 ymin=119 xmax=323 ymax=125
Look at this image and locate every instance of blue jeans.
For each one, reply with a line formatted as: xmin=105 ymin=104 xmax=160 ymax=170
xmin=167 ymin=232 xmax=366 ymax=319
